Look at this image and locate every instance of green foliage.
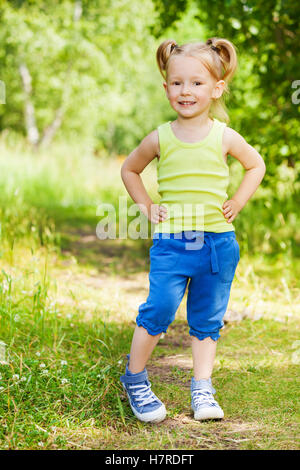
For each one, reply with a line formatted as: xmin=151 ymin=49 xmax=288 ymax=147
xmin=0 ymin=0 xmax=164 ymax=151
xmin=153 ymin=0 xmax=300 ymax=172
xmin=151 ymin=0 xmax=300 ymax=257
xmin=0 ymin=0 xmax=298 ymax=256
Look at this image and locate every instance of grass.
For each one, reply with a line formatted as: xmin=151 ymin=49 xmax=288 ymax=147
xmin=0 ymin=139 xmax=299 ymax=450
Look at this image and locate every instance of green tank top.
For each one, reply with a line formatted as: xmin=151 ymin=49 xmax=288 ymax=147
xmin=154 ymin=118 xmax=235 ymax=234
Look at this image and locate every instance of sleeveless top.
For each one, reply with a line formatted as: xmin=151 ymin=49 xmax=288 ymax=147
xmin=153 ymin=118 xmax=235 ymax=234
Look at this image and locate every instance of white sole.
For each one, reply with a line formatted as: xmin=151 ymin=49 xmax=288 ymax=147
xmin=193 ymin=407 xmax=224 ymax=420
xmin=123 ymin=385 xmax=167 ymax=423
xmin=131 ymin=402 xmax=167 ymax=423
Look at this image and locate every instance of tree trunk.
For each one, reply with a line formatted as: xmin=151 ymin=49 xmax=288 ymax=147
xmin=19 ymin=63 xmax=39 ymax=146
xmin=19 ymin=1 xmax=83 ymax=149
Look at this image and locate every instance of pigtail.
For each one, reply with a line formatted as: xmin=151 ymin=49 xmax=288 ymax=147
xmin=205 ymin=37 xmax=238 ymax=123
xmin=156 ymin=39 xmax=178 ymax=80
xmin=206 ymin=37 xmax=238 ymax=89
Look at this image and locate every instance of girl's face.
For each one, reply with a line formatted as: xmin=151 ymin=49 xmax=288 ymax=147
xmin=163 ymin=56 xmax=224 ymax=118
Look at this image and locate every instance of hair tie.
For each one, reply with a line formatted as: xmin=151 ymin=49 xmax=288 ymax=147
xmin=211 ymin=45 xmax=220 ymax=54
xmin=170 ymin=43 xmax=177 ymax=53
xmin=206 ymin=39 xmax=220 ymax=54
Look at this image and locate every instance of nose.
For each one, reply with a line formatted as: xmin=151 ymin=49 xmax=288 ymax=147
xmin=181 ymin=82 xmax=191 ymax=95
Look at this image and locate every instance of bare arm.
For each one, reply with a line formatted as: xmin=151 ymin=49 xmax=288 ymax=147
xmin=222 ymin=128 xmax=266 ymax=223
xmin=120 ymin=130 xmax=167 ymax=223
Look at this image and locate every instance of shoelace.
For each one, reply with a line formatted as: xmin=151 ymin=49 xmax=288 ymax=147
xmin=128 ymin=382 xmax=158 ymax=407
xmin=192 ymin=389 xmax=218 ymax=407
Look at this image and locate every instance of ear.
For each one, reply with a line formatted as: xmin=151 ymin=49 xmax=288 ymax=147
xmin=212 ymin=80 xmax=225 ymax=99
xmin=163 ymin=81 xmax=169 ymax=99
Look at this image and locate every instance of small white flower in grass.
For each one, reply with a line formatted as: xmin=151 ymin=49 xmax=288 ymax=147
xmin=41 ymin=369 xmax=49 ymax=376
xmin=60 ymin=360 xmax=67 ymax=366
xmin=12 ymin=374 xmax=19 ymax=381
xmin=39 ymin=363 xmax=46 ymax=368
xmin=36 ymin=352 xmax=41 ymax=357
xmin=14 ymin=314 xmax=20 ymax=322
xmin=38 ymin=442 xmax=44 ymax=447
xmin=20 ymin=376 xmax=27 ymax=382
xmin=61 ymin=378 xmax=69 ymax=385
xmin=0 ymin=386 xmax=4 ymax=391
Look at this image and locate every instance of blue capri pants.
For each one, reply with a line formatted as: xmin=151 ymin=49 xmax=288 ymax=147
xmin=136 ymin=230 xmax=240 ymax=342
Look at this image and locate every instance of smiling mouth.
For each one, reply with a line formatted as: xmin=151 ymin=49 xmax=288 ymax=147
xmin=178 ymin=101 xmax=196 ymax=106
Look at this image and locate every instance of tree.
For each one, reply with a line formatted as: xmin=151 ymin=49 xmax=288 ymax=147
xmin=152 ymin=0 xmax=300 ymax=177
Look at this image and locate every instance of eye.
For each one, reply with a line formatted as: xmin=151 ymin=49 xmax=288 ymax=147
xmin=172 ymin=81 xmax=180 ymax=85
xmin=194 ymin=82 xmax=202 ymax=85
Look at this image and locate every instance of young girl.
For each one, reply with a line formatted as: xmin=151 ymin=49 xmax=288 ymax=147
xmin=120 ymin=37 xmax=266 ymax=423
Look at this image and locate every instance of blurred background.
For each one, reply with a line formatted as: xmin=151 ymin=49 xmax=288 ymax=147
xmin=0 ymin=0 xmax=299 ymax=450
xmin=0 ymin=0 xmax=299 ymax=260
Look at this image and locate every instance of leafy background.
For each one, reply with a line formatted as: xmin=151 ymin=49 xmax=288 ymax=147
xmin=0 ymin=0 xmax=299 ymax=258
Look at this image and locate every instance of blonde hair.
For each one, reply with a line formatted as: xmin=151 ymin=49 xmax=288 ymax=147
xmin=156 ymin=37 xmax=238 ymax=123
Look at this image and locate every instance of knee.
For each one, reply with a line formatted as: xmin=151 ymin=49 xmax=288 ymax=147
xmin=137 ymin=296 xmax=178 ymax=332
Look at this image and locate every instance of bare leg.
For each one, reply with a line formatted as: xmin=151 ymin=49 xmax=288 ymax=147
xmin=128 ymin=325 xmax=162 ymax=373
xmin=191 ymin=336 xmax=217 ymax=380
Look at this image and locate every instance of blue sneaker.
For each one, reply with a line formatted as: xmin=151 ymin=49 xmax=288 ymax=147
xmin=191 ymin=377 xmax=224 ymax=420
xmin=120 ymin=355 xmax=166 ymax=423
